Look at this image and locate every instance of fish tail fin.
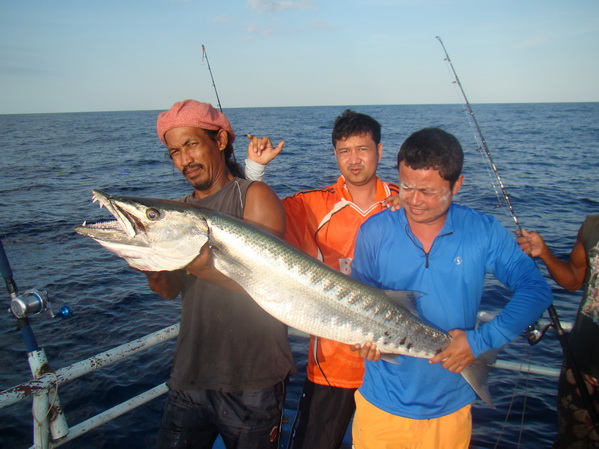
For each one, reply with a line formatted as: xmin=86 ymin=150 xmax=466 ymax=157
xmin=460 ymin=350 xmax=497 ymax=408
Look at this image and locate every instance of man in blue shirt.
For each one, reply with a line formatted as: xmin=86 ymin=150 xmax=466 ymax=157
xmin=350 ymin=127 xmax=553 ymax=448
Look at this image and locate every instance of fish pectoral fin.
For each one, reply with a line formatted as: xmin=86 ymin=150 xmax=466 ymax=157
xmin=211 ymin=248 xmax=253 ymax=278
xmin=461 ymin=349 xmax=498 ymax=409
xmin=380 ymin=353 xmax=401 ymax=365
xmin=383 ymin=290 xmax=423 ymax=317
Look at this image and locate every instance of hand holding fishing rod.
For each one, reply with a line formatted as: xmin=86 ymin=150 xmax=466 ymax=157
xmin=435 ymin=35 xmax=599 ymax=435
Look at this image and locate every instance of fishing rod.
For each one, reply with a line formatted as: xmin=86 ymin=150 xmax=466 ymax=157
xmin=0 ymin=239 xmax=71 ymax=444
xmin=435 ymin=36 xmax=520 ymax=231
xmin=200 ymin=44 xmax=245 ymax=172
xmin=435 ymin=36 xmax=599 ymax=433
xmin=201 ymin=44 xmax=223 ymax=112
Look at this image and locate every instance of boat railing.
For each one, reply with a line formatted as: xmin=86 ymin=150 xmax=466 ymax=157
xmin=0 ymin=311 xmax=565 ymax=449
xmin=0 ymin=324 xmax=179 ymax=448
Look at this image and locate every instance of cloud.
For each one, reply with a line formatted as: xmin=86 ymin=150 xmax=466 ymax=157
xmin=248 ymin=0 xmax=316 ymax=13
xmin=245 ymin=24 xmax=278 ymax=38
xmin=511 ymin=36 xmax=550 ymax=50
xmin=310 ymin=19 xmax=336 ymax=30
xmin=0 ymin=64 xmax=53 ymax=77
xmin=214 ymin=15 xmax=233 ymax=24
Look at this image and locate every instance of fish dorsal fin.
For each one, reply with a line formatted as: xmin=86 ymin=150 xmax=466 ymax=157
xmin=383 ymin=290 xmax=422 ymax=317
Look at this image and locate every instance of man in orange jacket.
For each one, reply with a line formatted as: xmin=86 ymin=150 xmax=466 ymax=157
xmin=247 ymin=110 xmax=398 ymax=449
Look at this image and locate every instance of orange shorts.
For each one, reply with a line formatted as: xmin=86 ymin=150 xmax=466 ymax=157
xmin=352 ymin=391 xmax=472 ymax=449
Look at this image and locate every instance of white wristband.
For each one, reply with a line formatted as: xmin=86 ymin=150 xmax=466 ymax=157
xmin=244 ymin=158 xmax=267 ymax=182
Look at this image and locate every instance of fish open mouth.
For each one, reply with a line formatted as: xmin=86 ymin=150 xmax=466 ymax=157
xmin=74 ymin=190 xmax=211 ymax=271
xmin=75 ymin=190 xmax=146 ymax=244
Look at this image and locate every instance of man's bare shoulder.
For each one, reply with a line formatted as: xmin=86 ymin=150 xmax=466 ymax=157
xmin=244 ymin=181 xmax=285 ymax=237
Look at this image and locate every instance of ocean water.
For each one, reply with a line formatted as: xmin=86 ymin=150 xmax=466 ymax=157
xmin=0 ymin=103 xmax=598 ymax=448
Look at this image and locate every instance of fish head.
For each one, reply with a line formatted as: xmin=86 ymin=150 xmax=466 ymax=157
xmin=74 ymin=190 xmax=210 ymax=271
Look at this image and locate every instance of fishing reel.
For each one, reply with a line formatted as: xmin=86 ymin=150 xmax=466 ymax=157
xmin=526 ymin=320 xmax=553 ymax=346
xmin=8 ymin=289 xmax=72 ymax=320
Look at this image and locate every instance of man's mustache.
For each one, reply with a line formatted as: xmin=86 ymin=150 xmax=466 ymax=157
xmin=183 ymin=163 xmax=205 ymax=176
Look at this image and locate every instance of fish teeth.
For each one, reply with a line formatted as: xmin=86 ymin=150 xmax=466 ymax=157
xmin=92 ymin=194 xmax=105 ymax=209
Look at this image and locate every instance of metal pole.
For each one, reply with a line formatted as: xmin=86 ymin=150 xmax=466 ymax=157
xmin=0 ymin=324 xmax=180 ymax=408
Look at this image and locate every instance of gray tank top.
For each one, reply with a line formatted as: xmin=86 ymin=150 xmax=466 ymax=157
xmin=168 ymin=178 xmax=296 ymax=392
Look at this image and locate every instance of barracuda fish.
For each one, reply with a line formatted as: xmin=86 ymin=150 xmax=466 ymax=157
xmin=75 ymin=189 xmax=494 ymax=406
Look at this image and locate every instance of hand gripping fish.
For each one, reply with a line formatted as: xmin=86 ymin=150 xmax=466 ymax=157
xmin=75 ymin=190 xmax=495 ymax=406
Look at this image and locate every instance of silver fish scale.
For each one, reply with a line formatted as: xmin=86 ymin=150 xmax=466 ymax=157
xmin=206 ymin=212 xmax=450 ymax=359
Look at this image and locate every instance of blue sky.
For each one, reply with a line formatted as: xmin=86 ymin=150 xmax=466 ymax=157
xmin=1 ymin=0 xmax=598 ymax=114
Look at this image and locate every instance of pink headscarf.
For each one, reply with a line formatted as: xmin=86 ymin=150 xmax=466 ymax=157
xmin=156 ymin=99 xmax=236 ymax=146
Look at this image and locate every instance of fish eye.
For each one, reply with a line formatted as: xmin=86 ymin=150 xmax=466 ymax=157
xmin=146 ymin=208 xmax=161 ymax=220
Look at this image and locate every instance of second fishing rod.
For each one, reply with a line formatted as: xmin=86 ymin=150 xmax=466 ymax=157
xmin=435 ymin=35 xmax=599 ymax=434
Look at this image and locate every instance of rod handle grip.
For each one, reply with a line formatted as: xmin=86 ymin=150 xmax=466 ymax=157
xmin=0 ymin=239 xmax=13 ymax=279
xmin=0 ymin=239 xmax=18 ymax=296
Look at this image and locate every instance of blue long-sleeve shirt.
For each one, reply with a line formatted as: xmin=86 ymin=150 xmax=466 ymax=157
xmin=352 ymin=204 xmax=552 ymax=418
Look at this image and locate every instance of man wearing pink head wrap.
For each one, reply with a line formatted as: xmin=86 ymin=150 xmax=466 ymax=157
xmin=156 ymin=99 xmax=242 ymax=180
xmin=147 ymin=100 xmax=295 ymax=449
